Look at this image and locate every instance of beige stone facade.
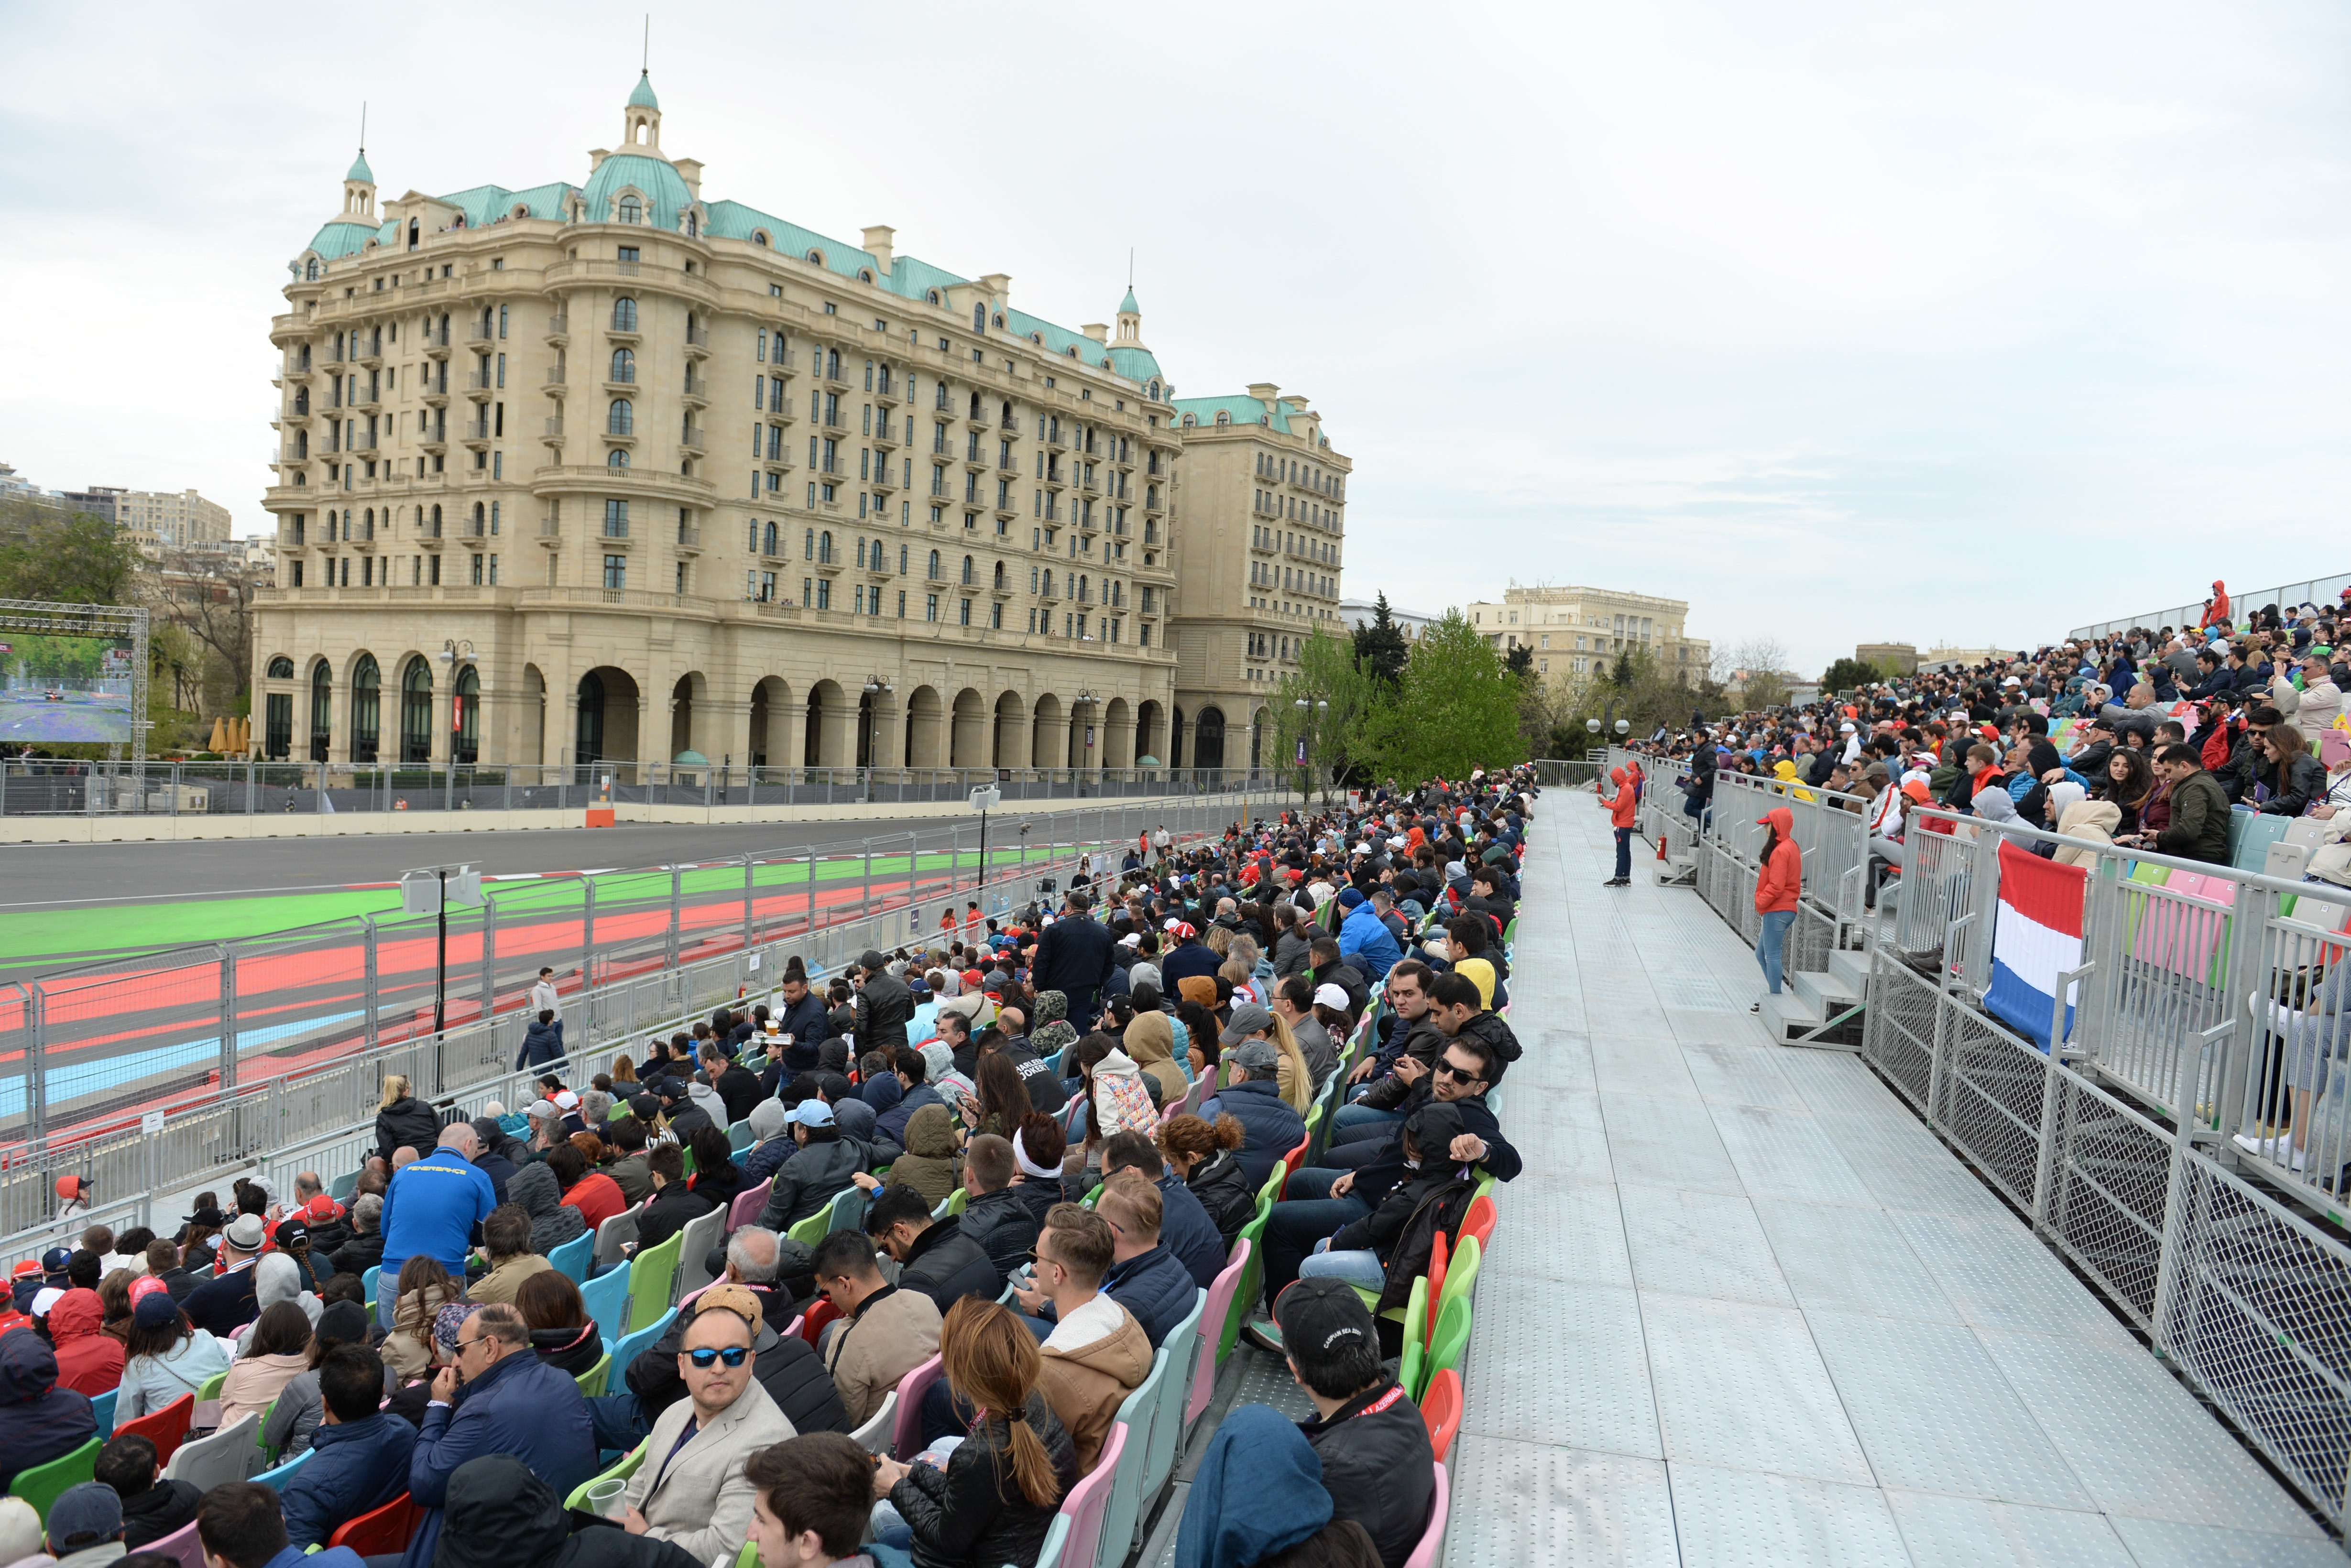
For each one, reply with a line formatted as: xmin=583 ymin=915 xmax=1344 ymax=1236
xmin=1164 ymin=388 xmax=1350 ymax=770
xmin=1856 ymin=642 xmax=1920 ymax=675
xmin=254 ymin=77 xmax=1337 ymax=774
xmin=119 ymin=489 xmax=233 ymax=554
xmin=1466 ymin=583 xmax=1708 ymax=681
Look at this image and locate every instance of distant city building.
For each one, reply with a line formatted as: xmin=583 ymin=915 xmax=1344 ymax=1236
xmin=1464 ymin=583 xmax=1710 ymax=682
xmin=1923 ymin=644 xmax=2005 ymax=671
xmin=57 ymin=486 xmax=128 ymax=524
xmin=1337 ymin=597 xmax=1437 ymax=639
xmin=1856 ymin=642 xmax=1919 ymax=675
xmin=116 ymin=489 xmax=234 ymax=553
xmin=0 ymin=462 xmax=44 ymax=505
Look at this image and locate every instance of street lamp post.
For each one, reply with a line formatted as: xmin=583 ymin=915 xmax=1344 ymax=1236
xmin=1292 ymin=696 xmax=1327 ymax=805
xmin=1586 ymin=713 xmax=1632 ymax=761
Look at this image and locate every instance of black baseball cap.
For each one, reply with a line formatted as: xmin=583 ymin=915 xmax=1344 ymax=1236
xmin=1271 ymin=1277 xmax=1378 ymax=1373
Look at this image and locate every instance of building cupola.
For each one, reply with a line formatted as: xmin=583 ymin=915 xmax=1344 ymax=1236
xmin=623 ymin=71 xmax=661 ymax=150
xmin=342 ymin=145 xmax=376 ymax=221
xmin=1115 ymin=286 xmax=1146 ymax=348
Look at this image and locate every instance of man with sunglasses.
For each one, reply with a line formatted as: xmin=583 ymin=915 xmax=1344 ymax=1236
xmin=620 ymin=1286 xmax=793 ymax=1567
xmin=405 ymin=1303 xmax=596 ymax=1568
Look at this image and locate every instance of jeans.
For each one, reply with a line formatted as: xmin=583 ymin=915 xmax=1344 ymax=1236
xmin=1614 ymin=827 xmax=1633 ymax=880
xmin=587 ymin=1390 xmax=648 ymax=1454
xmin=1331 ymin=1102 xmax=1405 ymax=1137
xmin=1261 ymin=1168 xmax=1371 ymax=1304
xmin=1300 ymin=1243 xmax=1387 ymax=1291
xmin=1757 ymin=908 xmax=1796 ymax=995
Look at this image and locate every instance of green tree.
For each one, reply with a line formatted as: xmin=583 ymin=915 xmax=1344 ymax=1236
xmin=1820 ymin=656 xmax=1881 ymax=694
xmin=1351 ymin=592 xmax=1411 ymax=689
xmin=1359 ymin=610 xmax=1526 ymax=782
xmin=1504 ymin=644 xmax=1535 ymax=678
xmin=1268 ymin=622 xmax=1380 ymax=806
xmin=0 ymin=510 xmax=144 ymax=607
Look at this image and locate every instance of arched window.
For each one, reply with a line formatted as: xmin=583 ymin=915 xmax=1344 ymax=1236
xmin=453 ymin=665 xmax=480 ymax=763
xmin=609 ymin=348 xmax=634 ymax=383
xmin=1181 ymin=414 xmax=1196 ymax=428
xmin=684 ymin=211 xmax=698 ymax=238
xmin=752 ymin=230 xmax=770 ymax=248
xmin=618 ymin=195 xmax=642 ymax=224
xmin=927 ymin=290 xmax=940 ymax=305
xmin=992 ymin=314 xmax=1005 ymax=329
xmin=1066 ymin=347 xmax=1079 ymax=359
xmin=826 ymin=349 xmax=841 ymax=380
xmin=473 ymin=502 xmax=486 ymax=529
xmin=763 ymin=521 xmax=777 ymax=555
xmin=267 ymin=655 xmax=295 ymax=680
xmin=1031 ymin=332 xmax=1043 ymax=346
xmin=304 ymin=257 xmax=319 ymax=281
xmin=308 ymin=659 xmax=332 ymax=761
xmin=1215 ymin=411 xmax=1231 ymax=425
xmin=858 ymin=269 xmax=874 ymax=284
xmin=804 ymin=528 xmax=814 ymax=559
xmin=819 ymin=531 xmax=833 ymax=562
xmin=897 ymin=545 xmax=908 ymax=573
xmin=928 ymin=550 xmax=940 ymax=580
xmin=993 ymin=562 xmax=1006 ymax=590
xmin=611 ymin=296 xmax=638 ymax=331
xmin=973 ymin=304 xmax=986 ymax=333
xmin=806 ymin=249 xmax=824 ymax=265
xmin=856 ymin=537 xmax=868 ymax=569
xmin=961 ymin=555 xmax=973 ymax=585
xmin=607 ymin=399 xmax=634 ymax=435
xmin=607 ymin=448 xmax=630 ymax=469
xmin=349 ymin=653 xmax=381 ymax=763
xmin=1148 ymin=381 xmax=1160 ymax=401
xmin=400 ymin=656 xmax=433 ymax=763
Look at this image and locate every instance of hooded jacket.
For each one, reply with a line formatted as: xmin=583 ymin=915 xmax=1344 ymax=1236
xmin=1336 ymin=904 xmax=1402 ymax=981
xmin=1184 ymin=1149 xmax=1257 ymax=1249
xmin=280 ymin=1410 xmax=417 ymax=1550
xmin=756 ymin=1128 xmax=901 ymax=1232
xmin=1753 ymin=806 xmax=1802 ymax=914
xmin=432 ymin=1455 xmax=703 ymax=1568
xmin=2053 ymin=796 xmax=2120 ymax=869
xmin=2157 ymin=767 xmax=2232 ymax=864
xmin=404 ymin=1344 xmax=599 ymax=1568
xmin=1037 ymin=1295 xmax=1152 ymax=1475
xmin=373 ymin=1095 xmax=443 ymax=1165
xmin=46 ymin=1290 xmax=122 ymax=1396
xmin=507 ymin=1161 xmax=587 ymax=1256
xmin=956 ymin=1186 xmax=1039 ymax=1281
xmin=1454 ymin=1010 xmax=1525 ymax=1088
xmin=115 ymin=1323 xmax=229 ymax=1421
xmin=0 ymin=1329 xmax=95 ymax=1493
xmin=1173 ymin=1405 xmax=1334 ymax=1568
xmin=515 ymin=1017 xmax=567 ymax=1072
xmin=624 ymin=1297 xmax=851 ymax=1437
xmin=887 ymin=1104 xmax=961 ymax=1208
xmin=1087 ymin=1048 xmax=1160 ymax=1147
xmin=887 ymin=1390 xmax=1076 ymax=1568
xmin=1298 ymin=1380 xmax=1436 ymax=1568
xmin=528 ymin=1320 xmax=607 ymax=1381
xmin=1123 ymin=1013 xmax=1189 ymax=1108
xmin=896 ymin=1216 xmax=1001 ymax=1312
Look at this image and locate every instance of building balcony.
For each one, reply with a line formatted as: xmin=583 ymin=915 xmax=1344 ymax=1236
xmin=545 ymin=315 xmax=570 ymax=343
xmin=421 ymin=388 xmax=450 ymax=409
xmin=605 ymin=319 xmax=641 ymax=344
xmin=872 ymin=465 xmax=899 ymax=493
xmin=683 ymin=324 xmax=711 ymax=359
xmin=464 ymin=373 xmax=494 ymax=401
xmin=602 ymin=425 xmax=638 ymax=446
xmin=542 ymin=418 xmax=566 ymax=446
xmin=1045 ymin=429 xmax=1068 ymax=452
xmin=421 ymin=326 xmax=451 ymax=356
xmin=675 ymin=524 xmax=702 ymax=555
xmin=680 ymin=425 xmax=706 ymax=454
xmin=820 ymin=361 xmax=852 ymax=390
xmin=875 ymin=378 xmax=901 ymax=408
xmin=681 ymin=375 xmax=709 ymax=409
xmin=872 ymin=425 xmax=899 ymax=450
xmin=537 ymin=514 xmax=563 ymax=548
xmin=1043 ymin=471 xmax=1066 ymax=491
xmin=466 ymin=325 xmax=495 ymax=348
xmin=459 ymin=421 xmax=492 ymax=446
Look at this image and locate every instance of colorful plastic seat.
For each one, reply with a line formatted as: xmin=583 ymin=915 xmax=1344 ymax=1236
xmin=890 ymin=1354 xmax=947 ymax=1461
xmin=1434 ymin=1234 xmax=1481 ymax=1330
xmin=146 ymin=1518 xmax=205 ymax=1568
xmin=1053 ymin=1424 xmax=1125 ymax=1568
xmin=1420 ymin=1369 xmax=1462 ymax=1465
xmin=1096 ymin=1346 xmax=1172 ymax=1562
xmin=671 ymin=1206 xmax=728 ymax=1299
xmin=727 ymin=1180 xmax=773 ymax=1233
xmin=548 ymin=1230 xmax=595 ymax=1285
xmin=1420 ymin=1294 xmax=1471 ymax=1401
xmin=360 ymin=1267 xmax=380 ymax=1308
xmin=326 ymin=1492 xmax=417 ymax=1557
xmin=1217 ymin=1197 xmax=1274 ymax=1365
xmin=195 ymin=1371 xmax=228 ymax=1403
xmin=10 ymin=1436 xmax=100 ymax=1520
xmin=573 ymin=1351 xmax=612 ymax=1400
xmin=562 ymin=1440 xmax=647 ymax=1512
xmin=594 ymin=1203 xmax=644 ymax=1271
xmin=847 ymin=1389 xmax=898 ymax=1454
xmin=1402 ymin=1462 xmax=1450 ymax=1568
xmin=89 ymin=1388 xmax=116 ymax=1437
xmin=113 ymin=1394 xmax=194 ymax=1467
xmin=785 ymin=1204 xmax=832 ymax=1250
xmin=253 ymin=1446 xmax=317 ymax=1491
xmin=626 ymin=1232 xmax=682 ymax=1331
xmin=826 ymin=1184 xmax=869 ymax=1235
xmin=1189 ymin=1241 xmax=1249 ymax=1427
xmin=607 ymin=1306 xmax=677 ymax=1378
xmin=1134 ymin=1292 xmax=1206 ymax=1549
xmin=579 ymin=1258 xmax=632 ymax=1341
xmin=163 ymin=1413 xmax=260 ymax=1491
xmin=798 ymin=1296 xmax=841 ymax=1347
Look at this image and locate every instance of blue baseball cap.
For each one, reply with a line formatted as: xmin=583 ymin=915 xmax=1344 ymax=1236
xmin=785 ymin=1100 xmax=835 ymax=1129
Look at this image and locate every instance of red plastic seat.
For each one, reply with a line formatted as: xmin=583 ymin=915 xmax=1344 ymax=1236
xmin=328 ymin=1491 xmax=419 ymax=1556
xmin=799 ymin=1296 xmax=842 ymax=1347
xmin=1458 ymin=1194 xmax=1497 ymax=1253
xmin=1420 ymin=1369 xmax=1462 ymax=1465
xmin=113 ymin=1393 xmax=193 ymax=1468
xmin=1424 ymin=1233 xmax=1449 ymax=1348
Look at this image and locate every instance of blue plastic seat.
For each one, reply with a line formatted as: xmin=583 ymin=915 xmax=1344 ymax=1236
xmin=827 ymin=1184 xmax=869 ymax=1235
xmin=1094 ymin=1345 xmax=1171 ymax=1563
xmin=606 ymin=1304 xmax=677 ymax=1368
xmin=579 ymin=1259 xmax=632 ymax=1341
xmin=253 ymin=1446 xmax=316 ymax=1492
xmin=1135 ymin=1290 xmax=1206 ymax=1550
xmin=547 ymin=1230 xmax=594 ymax=1285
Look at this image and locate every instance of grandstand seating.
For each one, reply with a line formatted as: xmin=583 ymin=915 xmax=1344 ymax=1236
xmin=114 ymin=1393 xmax=193 ymax=1467
xmin=164 ymin=1413 xmax=259 ymax=1491
xmin=625 ymin=1233 xmax=682 ymax=1331
xmin=326 ymin=1492 xmax=417 ymax=1557
xmin=578 ymin=1256 xmax=631 ymax=1336
xmin=671 ymin=1206 xmax=727 ymax=1297
xmin=146 ymin=1519 xmax=204 ymax=1568
xmin=10 ymin=1436 xmax=99 ymax=1520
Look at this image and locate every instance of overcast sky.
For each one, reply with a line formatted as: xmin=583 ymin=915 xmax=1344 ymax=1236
xmin=2 ymin=2 xmax=2344 ymax=676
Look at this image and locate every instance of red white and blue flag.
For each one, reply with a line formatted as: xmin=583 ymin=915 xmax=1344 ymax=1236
xmin=1985 ymin=839 xmax=2088 ymax=1050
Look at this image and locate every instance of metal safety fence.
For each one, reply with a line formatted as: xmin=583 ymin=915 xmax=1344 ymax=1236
xmin=0 ymin=788 xmax=1268 ymax=1236
xmin=0 ymin=760 xmax=1276 ymax=818
xmin=2067 ymin=573 xmax=2351 ymax=642
xmin=1613 ymin=742 xmax=2351 ymax=1529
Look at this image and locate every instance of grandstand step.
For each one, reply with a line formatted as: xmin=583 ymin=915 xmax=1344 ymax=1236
xmin=1788 ymin=967 xmax=1857 ymax=1015
xmin=1826 ymin=946 xmax=1872 ymax=996
xmin=1761 ymin=983 xmax=1864 ymax=1052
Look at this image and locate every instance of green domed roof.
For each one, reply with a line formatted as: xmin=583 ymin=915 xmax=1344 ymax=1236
xmin=347 ymin=149 xmax=373 ymax=184
xmin=1119 ymin=286 xmax=1139 ymax=315
xmin=628 ymin=71 xmax=660 ymax=109
xmin=582 ymin=152 xmax=694 ymax=228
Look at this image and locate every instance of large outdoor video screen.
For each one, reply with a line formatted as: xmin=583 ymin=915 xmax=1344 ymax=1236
xmin=0 ymin=632 xmax=136 ymax=744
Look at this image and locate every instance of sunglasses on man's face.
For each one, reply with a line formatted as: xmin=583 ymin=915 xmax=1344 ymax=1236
xmin=1434 ymin=1061 xmax=1483 ymax=1085
xmin=687 ymin=1346 xmax=751 ymax=1369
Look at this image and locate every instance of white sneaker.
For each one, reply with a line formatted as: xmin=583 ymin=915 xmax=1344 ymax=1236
xmin=2289 ymin=1143 xmax=2310 ymax=1172
xmin=2233 ymin=1132 xmax=2281 ymax=1159
xmin=2248 ymin=991 xmax=2266 ymax=1022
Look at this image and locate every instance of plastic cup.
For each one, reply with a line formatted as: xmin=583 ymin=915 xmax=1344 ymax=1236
xmin=586 ymin=1479 xmax=628 ymax=1519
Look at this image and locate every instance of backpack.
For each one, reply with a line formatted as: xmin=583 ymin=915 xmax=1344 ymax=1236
xmin=1377 ymin=1173 xmax=1477 ymax=1317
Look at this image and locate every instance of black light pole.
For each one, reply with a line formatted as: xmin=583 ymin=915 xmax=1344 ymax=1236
xmin=434 ymin=867 xmax=450 ymax=1036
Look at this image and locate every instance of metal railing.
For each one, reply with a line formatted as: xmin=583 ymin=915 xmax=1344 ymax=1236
xmin=1633 ymin=735 xmax=2351 ymax=1531
xmin=0 ymin=792 xmax=1266 ymax=1237
xmin=2068 ymin=574 xmax=2351 ymax=640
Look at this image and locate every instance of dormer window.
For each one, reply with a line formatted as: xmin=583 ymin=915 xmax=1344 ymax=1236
xmin=993 ymin=314 xmax=1006 ymax=329
xmin=858 ymin=268 xmax=874 ymax=284
xmin=752 ymin=230 xmax=770 ymax=248
xmin=927 ymin=290 xmax=940 ymax=305
xmin=807 ymin=249 xmax=824 ymax=265
xmin=618 ymin=196 xmax=641 ymax=224
xmin=304 ymin=258 xmax=320 ymax=282
xmin=1215 ymin=412 xmax=1231 ymax=425
xmin=685 ymin=212 xmax=698 ymax=238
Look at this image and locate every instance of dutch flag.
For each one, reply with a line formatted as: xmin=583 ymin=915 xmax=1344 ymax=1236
xmin=1985 ymin=839 xmax=2088 ymax=1050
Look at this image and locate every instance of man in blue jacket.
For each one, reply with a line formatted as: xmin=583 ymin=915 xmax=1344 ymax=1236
xmin=375 ymin=1125 xmax=498 ymax=1329
xmin=1335 ymin=888 xmax=1401 ymax=981
xmin=0 ymin=1327 xmax=94 ymax=1494
xmin=1201 ymin=1040 xmax=1307 ymax=1190
xmin=403 ymin=1302 xmax=597 ymax=1568
xmin=1100 ymin=1131 xmax=1224 ymax=1291
xmin=281 ymin=1344 xmax=416 ymax=1550
xmin=198 ymin=1481 xmax=368 ymax=1568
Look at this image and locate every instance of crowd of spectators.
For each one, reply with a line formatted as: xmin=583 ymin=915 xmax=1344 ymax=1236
xmin=0 ymin=765 xmax=1538 ymax=1568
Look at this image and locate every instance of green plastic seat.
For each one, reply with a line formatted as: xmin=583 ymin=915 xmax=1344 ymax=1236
xmin=196 ymin=1371 xmax=228 ymax=1402
xmin=561 ymin=1440 xmax=648 ymax=1512
xmin=786 ymin=1205 xmax=831 ymax=1250
xmin=1420 ymin=1294 xmax=1471 ymax=1400
xmin=575 ymin=1351 xmax=612 ymax=1399
xmin=10 ymin=1436 xmax=100 ymax=1520
xmin=1435 ymin=1235 xmax=1482 ymax=1328
xmin=1216 ymin=1195 xmax=1275 ymax=1365
xmin=626 ymin=1232 xmax=682 ymax=1332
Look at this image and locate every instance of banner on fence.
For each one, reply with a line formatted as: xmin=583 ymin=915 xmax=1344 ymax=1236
xmin=1985 ymin=839 xmax=2086 ymax=1048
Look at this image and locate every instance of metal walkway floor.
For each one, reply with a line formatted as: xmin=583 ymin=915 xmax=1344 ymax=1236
xmin=1448 ymin=801 xmax=2342 ymax=1567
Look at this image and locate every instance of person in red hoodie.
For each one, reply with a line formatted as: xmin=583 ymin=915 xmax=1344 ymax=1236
xmin=1600 ymin=768 xmax=1639 ymax=886
xmin=43 ymin=1288 xmax=123 ymax=1397
xmin=1751 ymin=806 xmax=1802 ymax=1009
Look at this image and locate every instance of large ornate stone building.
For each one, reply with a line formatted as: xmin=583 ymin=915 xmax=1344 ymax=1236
xmin=256 ymin=76 xmax=1349 ymax=774
xmin=1465 ymin=583 xmax=1709 ymax=680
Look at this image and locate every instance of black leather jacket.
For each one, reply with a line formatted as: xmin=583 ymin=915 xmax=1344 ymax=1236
xmin=889 ymin=1392 xmax=1076 ymax=1568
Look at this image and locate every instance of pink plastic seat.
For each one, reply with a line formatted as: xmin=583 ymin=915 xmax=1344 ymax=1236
xmin=1189 ymin=1240 xmax=1250 ymax=1426
xmin=1059 ymin=1422 xmax=1126 ymax=1568
xmin=728 ymin=1178 xmax=773 ymax=1233
xmin=147 ymin=1520 xmax=205 ymax=1568
xmin=890 ymin=1352 xmax=946 ymax=1461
